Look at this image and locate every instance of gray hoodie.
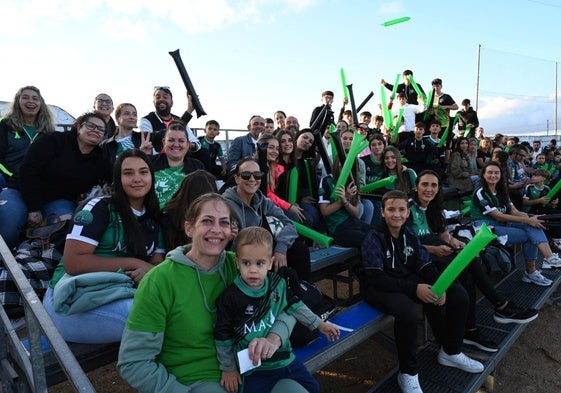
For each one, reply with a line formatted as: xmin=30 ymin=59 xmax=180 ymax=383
xmin=222 ymin=186 xmax=297 ymax=255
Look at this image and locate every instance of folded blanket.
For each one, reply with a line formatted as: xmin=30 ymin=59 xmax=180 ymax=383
xmin=53 ymin=271 xmax=135 ymax=315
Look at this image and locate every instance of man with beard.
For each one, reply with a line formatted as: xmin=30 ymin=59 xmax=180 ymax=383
xmin=285 ymin=116 xmax=300 ymax=133
xmin=140 ymin=86 xmax=201 ymax=153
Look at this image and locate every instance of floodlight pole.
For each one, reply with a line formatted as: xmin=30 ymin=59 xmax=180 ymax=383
xmin=475 ymin=44 xmax=481 ymax=112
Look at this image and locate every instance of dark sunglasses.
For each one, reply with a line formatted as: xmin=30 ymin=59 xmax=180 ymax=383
xmin=239 ymin=171 xmax=263 ymax=180
xmin=154 ymin=85 xmax=170 ymax=91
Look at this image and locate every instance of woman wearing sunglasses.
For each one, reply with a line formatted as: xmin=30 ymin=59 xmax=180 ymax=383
xmin=223 ymin=158 xmax=311 ymax=279
xmin=0 ymin=112 xmax=113 ymax=250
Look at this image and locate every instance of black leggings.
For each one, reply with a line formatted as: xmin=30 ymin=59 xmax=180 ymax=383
xmin=364 ymin=282 xmax=468 ymax=375
xmin=430 ymin=253 xmax=505 ymax=329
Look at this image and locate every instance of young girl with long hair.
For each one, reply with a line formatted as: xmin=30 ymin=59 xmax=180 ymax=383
xmin=471 ymin=161 xmax=561 ymax=286
xmin=43 ymin=149 xmax=165 ymax=343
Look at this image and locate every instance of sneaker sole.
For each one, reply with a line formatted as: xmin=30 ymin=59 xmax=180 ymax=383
xmin=463 ymin=338 xmax=499 ymax=353
xmin=493 ymin=313 xmax=539 ymax=324
xmin=522 ymin=276 xmax=552 ymax=286
xmin=437 ymin=356 xmax=484 ymax=373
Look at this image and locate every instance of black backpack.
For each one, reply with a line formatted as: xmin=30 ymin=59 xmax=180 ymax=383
xmin=277 ymin=267 xmax=338 ymax=347
xmin=481 ymin=239 xmax=513 ymax=275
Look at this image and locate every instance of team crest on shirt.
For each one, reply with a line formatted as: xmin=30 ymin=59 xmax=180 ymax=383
xmin=244 ymin=304 xmax=254 ymax=315
xmin=73 ymin=210 xmax=94 ymax=226
xmin=405 ymin=246 xmax=414 ymax=257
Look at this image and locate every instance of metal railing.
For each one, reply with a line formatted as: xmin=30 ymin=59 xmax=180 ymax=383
xmin=0 ymin=236 xmax=94 ymax=392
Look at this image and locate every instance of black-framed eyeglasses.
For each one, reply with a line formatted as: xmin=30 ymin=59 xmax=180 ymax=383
xmin=154 ymin=86 xmax=171 ymax=91
xmin=239 ymin=171 xmax=263 ymax=180
xmin=95 ymin=98 xmax=113 ymax=105
xmin=82 ymin=121 xmax=106 ymax=133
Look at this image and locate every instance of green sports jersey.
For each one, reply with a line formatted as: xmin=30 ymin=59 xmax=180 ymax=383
xmin=409 ymin=203 xmax=432 ymax=238
xmin=50 ymin=196 xmax=164 ymax=287
xmin=522 ymin=184 xmax=549 ymax=213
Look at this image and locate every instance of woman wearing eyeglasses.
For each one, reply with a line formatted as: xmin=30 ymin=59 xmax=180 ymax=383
xmin=223 ymin=158 xmax=311 ymax=279
xmin=92 ymin=93 xmax=116 ymax=140
xmin=0 ymin=112 xmax=112 ymax=250
xmin=101 ymin=103 xmax=153 ymax=166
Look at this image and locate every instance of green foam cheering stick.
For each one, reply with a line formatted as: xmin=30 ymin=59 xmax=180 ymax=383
xmin=544 ymin=179 xmax=561 ymax=201
xmin=392 ymin=108 xmax=405 ymax=143
xmin=340 ymin=68 xmax=349 ymax=101
xmin=331 ymin=132 xmax=367 ymax=200
xmin=407 ymin=75 xmax=425 ymax=101
xmin=292 ymin=221 xmax=333 ymax=247
xmin=288 ymin=167 xmax=299 ymax=205
xmin=431 ymin=223 xmax=496 ymax=297
xmin=360 ymin=175 xmax=396 ymax=193
xmin=381 ymin=16 xmax=411 ymax=27
xmin=380 ymin=85 xmax=393 ymax=131
xmin=390 ymin=73 xmax=400 ymax=100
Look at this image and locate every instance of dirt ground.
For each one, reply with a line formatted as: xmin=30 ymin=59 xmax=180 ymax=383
xmin=48 ymin=282 xmax=561 ymax=393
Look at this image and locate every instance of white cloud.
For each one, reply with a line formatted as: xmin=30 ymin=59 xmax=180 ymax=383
xmin=0 ymin=0 xmax=317 ymax=38
xmin=378 ymin=1 xmax=403 ymax=15
xmin=478 ymin=95 xmax=559 ymax=135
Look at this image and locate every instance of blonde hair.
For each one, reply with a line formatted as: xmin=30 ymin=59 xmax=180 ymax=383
xmin=236 ymin=226 xmax=273 ymax=254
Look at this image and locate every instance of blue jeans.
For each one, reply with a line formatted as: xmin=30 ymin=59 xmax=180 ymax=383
xmin=241 ymin=357 xmax=316 ymax=393
xmin=0 ymin=187 xmax=76 ymax=250
xmin=0 ymin=174 xmax=6 ymax=190
xmin=360 ymin=199 xmax=374 ymax=225
xmin=0 ymin=188 xmax=28 ymax=250
xmin=42 ymin=199 xmax=76 ymax=221
xmin=475 ymin=219 xmax=547 ymax=261
xmin=300 ymin=203 xmax=321 ymax=230
xmin=43 ymin=287 xmax=132 ymax=343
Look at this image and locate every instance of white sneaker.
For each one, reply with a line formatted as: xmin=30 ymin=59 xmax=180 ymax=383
xmin=544 ymin=253 xmax=561 ymax=268
xmin=522 ymin=270 xmax=552 ymax=286
xmin=397 ymin=372 xmax=423 ymax=393
xmin=542 ymin=260 xmax=554 ymax=269
xmin=437 ymin=349 xmax=484 ymax=373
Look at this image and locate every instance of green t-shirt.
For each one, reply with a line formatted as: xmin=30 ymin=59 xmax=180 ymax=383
xmin=154 ymin=165 xmax=187 ymax=208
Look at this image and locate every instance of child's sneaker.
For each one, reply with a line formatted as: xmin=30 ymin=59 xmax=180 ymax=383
xmin=544 ymin=253 xmax=561 ymax=268
xmin=437 ymin=349 xmax=484 ymax=373
xmin=397 ymin=372 xmax=423 ymax=393
xmin=522 ymin=270 xmax=552 ymax=286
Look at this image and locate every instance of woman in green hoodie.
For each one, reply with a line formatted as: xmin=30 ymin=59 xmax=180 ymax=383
xmin=118 ymin=193 xmax=296 ymax=393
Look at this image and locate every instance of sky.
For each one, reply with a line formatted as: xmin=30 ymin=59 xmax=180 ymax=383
xmin=1 ymin=0 xmax=560 ymax=139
